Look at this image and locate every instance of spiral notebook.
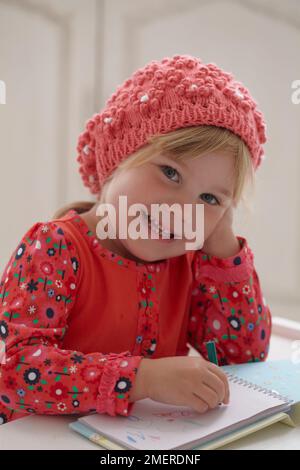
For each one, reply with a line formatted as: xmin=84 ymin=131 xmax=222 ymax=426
xmin=69 ymin=369 xmax=293 ymax=450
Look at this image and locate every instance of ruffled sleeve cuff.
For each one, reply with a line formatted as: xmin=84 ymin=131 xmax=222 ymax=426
xmin=193 ymin=236 xmax=255 ymax=283
xmin=96 ymin=352 xmax=144 ymax=417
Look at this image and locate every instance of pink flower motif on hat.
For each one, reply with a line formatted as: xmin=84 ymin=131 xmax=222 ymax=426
xmin=213 ymin=78 xmax=227 ymax=90
xmin=153 ymin=70 xmax=165 ymax=82
xmin=124 ymin=78 xmax=132 ymax=87
xmin=130 ymin=86 xmax=160 ymax=113
xmin=136 ymin=88 xmax=161 ymax=111
xmin=152 ymin=88 xmax=164 ymax=101
xmin=173 ymin=59 xmax=189 ymax=69
xmin=86 ymin=119 xmax=96 ymax=131
xmin=106 ymin=92 xmax=118 ymax=106
xmin=197 ymin=65 xmax=209 ymax=74
xmin=223 ymin=83 xmax=253 ymax=112
xmin=77 ymin=131 xmax=93 ymax=163
xmin=139 ymin=100 xmax=151 ymax=116
xmin=131 ymin=85 xmax=144 ymax=101
xmin=194 ymin=71 xmax=209 ymax=82
xmin=140 ymin=93 xmax=149 ymax=103
xmin=115 ymin=106 xmax=126 ymax=122
xmin=136 ymin=75 xmax=147 ymax=86
xmin=165 ymin=68 xmax=184 ymax=87
xmin=121 ymin=91 xmax=131 ymax=103
xmin=185 ymin=58 xmax=198 ymax=69
xmin=132 ymin=70 xmax=147 ymax=86
xmin=205 ymin=62 xmax=221 ymax=72
xmin=155 ymin=78 xmax=168 ymax=91
xmin=178 ymin=77 xmax=214 ymax=100
xmin=234 ymin=88 xmax=244 ymax=99
xmin=144 ymin=70 xmax=155 ymax=80
xmin=83 ymin=144 xmax=89 ymax=155
xmin=104 ymin=116 xmax=113 ymax=124
xmin=253 ymin=109 xmax=267 ymax=144
xmin=91 ymin=113 xmax=101 ymax=124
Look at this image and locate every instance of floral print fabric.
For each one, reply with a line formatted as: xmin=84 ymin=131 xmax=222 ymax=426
xmin=188 ymin=238 xmax=271 ymax=364
xmin=0 ymin=209 xmax=271 ymax=425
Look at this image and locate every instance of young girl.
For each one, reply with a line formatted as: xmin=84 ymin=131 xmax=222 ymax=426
xmin=0 ymin=54 xmax=271 ymax=426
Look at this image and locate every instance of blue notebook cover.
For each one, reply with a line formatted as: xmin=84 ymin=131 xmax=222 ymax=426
xmin=69 ymin=421 xmax=127 ymax=450
xmin=221 ymin=359 xmax=300 ymax=404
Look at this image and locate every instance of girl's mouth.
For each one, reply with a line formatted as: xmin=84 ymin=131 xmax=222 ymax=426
xmin=142 ymin=211 xmax=180 ymax=242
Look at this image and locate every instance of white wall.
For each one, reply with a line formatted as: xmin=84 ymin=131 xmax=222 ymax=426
xmin=0 ymin=0 xmax=299 ymax=320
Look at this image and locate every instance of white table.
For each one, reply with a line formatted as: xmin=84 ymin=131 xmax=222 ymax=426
xmin=1 ymin=317 xmax=300 ymax=450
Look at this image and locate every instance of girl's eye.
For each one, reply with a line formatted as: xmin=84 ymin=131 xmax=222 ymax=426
xmin=159 ymin=166 xmax=220 ymax=206
xmin=200 ymin=193 xmax=220 ymax=206
xmin=160 ymin=165 xmax=180 ymax=183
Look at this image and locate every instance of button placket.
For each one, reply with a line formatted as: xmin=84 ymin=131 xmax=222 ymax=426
xmin=133 ymin=267 xmax=159 ymax=357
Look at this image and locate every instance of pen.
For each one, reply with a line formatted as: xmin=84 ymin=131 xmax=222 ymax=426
xmin=205 ymin=340 xmax=219 ymax=366
xmin=205 ymin=340 xmax=224 ymax=406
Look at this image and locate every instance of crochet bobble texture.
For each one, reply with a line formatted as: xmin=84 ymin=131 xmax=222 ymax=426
xmin=76 ymin=54 xmax=267 ymax=195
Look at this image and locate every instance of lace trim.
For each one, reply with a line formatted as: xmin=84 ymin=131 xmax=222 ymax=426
xmin=96 ymin=351 xmax=132 ymax=416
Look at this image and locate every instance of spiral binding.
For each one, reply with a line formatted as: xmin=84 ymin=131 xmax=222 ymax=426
xmin=224 ymin=371 xmax=294 ymax=405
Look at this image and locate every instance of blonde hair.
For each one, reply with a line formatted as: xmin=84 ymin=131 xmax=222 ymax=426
xmin=52 ymin=125 xmax=255 ymax=219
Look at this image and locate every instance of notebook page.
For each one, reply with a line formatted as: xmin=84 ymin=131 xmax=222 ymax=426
xmin=79 ymin=378 xmax=290 ymax=450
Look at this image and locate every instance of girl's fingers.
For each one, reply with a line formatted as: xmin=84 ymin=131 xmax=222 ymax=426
xmin=193 ymin=383 xmax=220 ymax=409
xmin=207 ymin=363 xmax=230 ymax=404
xmin=203 ymin=370 xmax=226 ymax=403
xmin=189 ymin=393 xmax=209 ymax=414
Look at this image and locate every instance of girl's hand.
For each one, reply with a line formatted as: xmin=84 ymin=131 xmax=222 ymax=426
xmin=202 ymin=205 xmax=240 ymax=258
xmin=130 ymin=356 xmax=230 ymax=414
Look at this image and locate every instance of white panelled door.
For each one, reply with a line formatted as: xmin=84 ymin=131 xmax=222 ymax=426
xmin=0 ymin=0 xmax=99 ymax=269
xmin=1 ymin=0 xmax=299 ymax=321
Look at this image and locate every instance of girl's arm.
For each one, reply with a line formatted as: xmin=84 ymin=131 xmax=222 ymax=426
xmin=0 ymin=220 xmax=144 ymax=423
xmin=187 ymin=236 xmax=272 ymax=365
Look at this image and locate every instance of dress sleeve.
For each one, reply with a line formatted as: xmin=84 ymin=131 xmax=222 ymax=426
xmin=0 ymin=219 xmax=143 ymax=423
xmin=187 ymin=236 xmax=272 ymax=365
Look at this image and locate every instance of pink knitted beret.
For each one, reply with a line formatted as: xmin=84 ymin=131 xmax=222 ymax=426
xmin=76 ymin=54 xmax=267 ymax=195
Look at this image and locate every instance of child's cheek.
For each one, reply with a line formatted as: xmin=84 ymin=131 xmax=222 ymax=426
xmin=202 ymin=206 xmax=224 ymax=240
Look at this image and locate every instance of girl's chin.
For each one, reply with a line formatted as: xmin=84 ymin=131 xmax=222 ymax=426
xmin=123 ymin=238 xmax=183 ymax=262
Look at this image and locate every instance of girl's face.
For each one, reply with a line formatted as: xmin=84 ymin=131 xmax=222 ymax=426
xmin=92 ymin=150 xmax=236 ymax=263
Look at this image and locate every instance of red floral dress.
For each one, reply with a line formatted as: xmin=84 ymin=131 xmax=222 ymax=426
xmin=0 ymin=209 xmax=271 ymax=425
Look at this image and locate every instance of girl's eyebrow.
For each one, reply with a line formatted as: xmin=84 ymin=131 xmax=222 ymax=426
xmin=211 ymin=186 xmax=233 ymax=198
